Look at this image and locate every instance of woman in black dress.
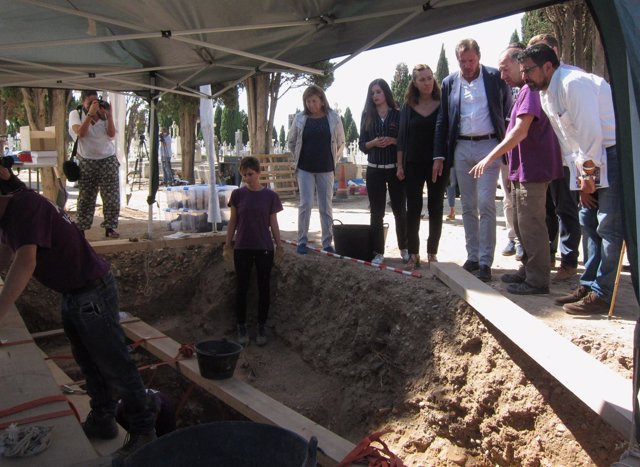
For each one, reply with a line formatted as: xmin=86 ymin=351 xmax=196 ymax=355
xmin=397 ymin=64 xmax=446 ymax=269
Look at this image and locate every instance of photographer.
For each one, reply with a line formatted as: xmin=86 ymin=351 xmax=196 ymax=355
xmin=68 ymin=90 xmax=120 ymax=238
xmin=159 ymin=127 xmax=174 ymax=186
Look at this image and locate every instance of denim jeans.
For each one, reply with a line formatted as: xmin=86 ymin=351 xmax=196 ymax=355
xmin=62 ymin=272 xmax=154 ymax=434
xmin=454 ymin=139 xmax=501 ymax=267
xmin=366 ymin=167 xmax=407 ymax=254
xmin=234 ymin=249 xmax=274 ymax=325
xmin=500 ymin=163 xmax=516 ymax=241
xmin=579 ymin=146 xmax=624 ymax=301
xmin=161 ymin=157 xmax=174 ymax=185
xmin=546 ymin=166 xmax=581 ymax=268
xmin=296 ymin=169 xmax=334 ymax=248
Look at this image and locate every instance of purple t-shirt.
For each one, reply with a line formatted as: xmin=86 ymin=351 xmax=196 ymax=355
xmin=229 ymin=186 xmax=282 ymax=250
xmin=507 ymin=86 xmax=564 ymax=183
xmin=0 ymin=190 xmax=109 ymax=293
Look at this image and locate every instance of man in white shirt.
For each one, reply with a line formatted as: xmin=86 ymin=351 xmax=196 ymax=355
xmin=518 ymin=44 xmax=623 ymax=315
xmin=434 ymin=39 xmax=512 ymax=282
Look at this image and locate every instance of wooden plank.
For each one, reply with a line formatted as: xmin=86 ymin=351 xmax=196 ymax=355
xmin=90 ymin=233 xmax=225 ymax=255
xmin=0 ymin=303 xmax=98 ymax=466
xmin=431 ymin=261 xmax=633 ymax=437
xmin=120 ymin=319 xmax=354 ymax=466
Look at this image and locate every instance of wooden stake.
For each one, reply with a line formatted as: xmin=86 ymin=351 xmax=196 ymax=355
xmin=608 ymin=240 xmax=627 ymax=318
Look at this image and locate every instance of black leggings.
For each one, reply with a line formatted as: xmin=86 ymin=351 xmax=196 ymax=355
xmin=366 ymin=167 xmax=407 ymax=254
xmin=405 ymin=161 xmax=449 ymax=255
xmin=233 ymin=249 xmax=274 ymax=325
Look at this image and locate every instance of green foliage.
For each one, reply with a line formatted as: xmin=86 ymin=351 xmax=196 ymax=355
xmin=342 ymin=107 xmax=359 ymax=143
xmin=285 ymin=60 xmax=336 ymax=91
xmin=220 ymin=105 xmax=244 ymax=145
xmin=509 ymin=29 xmax=521 ymax=45
xmin=1 ymin=88 xmax=27 ymax=136
xmin=390 ymin=63 xmax=410 ymax=106
xmin=521 ymin=9 xmax=553 ymax=45
xmin=214 ymin=106 xmax=222 ymax=142
xmin=272 ymin=126 xmax=277 ymax=142
xmin=279 ymin=125 xmax=286 ymax=148
xmin=435 ymin=44 xmax=450 ymax=84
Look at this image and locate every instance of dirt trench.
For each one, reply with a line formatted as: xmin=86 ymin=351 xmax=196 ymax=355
xmin=19 ymin=245 xmax=627 ymax=466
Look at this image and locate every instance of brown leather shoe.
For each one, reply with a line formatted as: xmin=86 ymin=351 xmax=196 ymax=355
xmin=563 ymin=292 xmax=609 ymax=315
xmin=554 ymin=285 xmax=590 ymax=305
xmin=552 ymin=265 xmax=578 ymax=282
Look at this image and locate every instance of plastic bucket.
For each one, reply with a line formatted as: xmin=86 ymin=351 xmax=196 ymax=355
xmin=333 ymin=220 xmax=388 ymax=261
xmin=122 ymin=421 xmax=318 ymax=467
xmin=194 ymin=339 xmax=242 ymax=380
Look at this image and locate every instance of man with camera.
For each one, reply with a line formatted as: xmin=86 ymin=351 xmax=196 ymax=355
xmin=68 ymin=90 xmax=120 ymax=238
xmin=159 ymin=127 xmax=175 ymax=186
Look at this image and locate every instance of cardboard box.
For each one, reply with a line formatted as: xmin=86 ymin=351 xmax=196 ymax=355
xmin=20 ymin=126 xmax=56 ymax=151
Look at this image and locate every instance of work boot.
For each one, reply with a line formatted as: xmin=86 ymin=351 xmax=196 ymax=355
xmin=82 ymin=410 xmax=118 ymax=440
xmin=507 ymin=282 xmax=549 ymax=295
xmin=552 ymin=265 xmax=578 ymax=282
xmin=563 ymin=292 xmax=609 ymax=315
xmin=256 ymin=323 xmax=267 ymax=347
xmin=477 ymin=265 xmax=492 ymax=282
xmin=112 ymin=431 xmax=157 ymax=463
xmin=501 ymin=267 xmax=526 ymax=284
xmin=554 ymin=285 xmax=590 ymax=306
xmin=237 ymin=324 xmax=249 ymax=346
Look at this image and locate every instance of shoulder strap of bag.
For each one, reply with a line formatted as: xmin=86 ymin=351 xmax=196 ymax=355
xmin=70 ymin=108 xmax=81 ymax=161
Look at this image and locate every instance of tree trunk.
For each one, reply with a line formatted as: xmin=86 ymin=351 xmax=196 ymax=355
xmin=246 ymin=74 xmax=271 ymax=155
xmin=180 ymin=105 xmax=197 ymax=183
xmin=267 ymin=73 xmax=281 ymax=152
xmin=592 ymin=26 xmax=608 ymax=80
xmin=38 ymin=89 xmax=69 ymax=203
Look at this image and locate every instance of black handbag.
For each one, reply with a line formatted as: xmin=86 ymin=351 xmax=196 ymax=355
xmin=63 ymin=108 xmax=82 ymax=182
xmin=63 ymin=138 xmax=80 ymax=181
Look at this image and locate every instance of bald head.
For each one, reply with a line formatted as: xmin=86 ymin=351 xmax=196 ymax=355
xmin=498 ymin=46 xmax=524 ymax=88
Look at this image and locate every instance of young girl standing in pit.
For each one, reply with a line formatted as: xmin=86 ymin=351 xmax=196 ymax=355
xmin=224 ymin=156 xmax=283 ymax=346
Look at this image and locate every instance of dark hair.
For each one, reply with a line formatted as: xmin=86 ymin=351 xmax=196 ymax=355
xmin=302 ymin=85 xmax=331 ymax=115
xmin=239 ymin=156 xmax=261 ymax=174
xmin=528 ymin=33 xmax=559 ymax=50
xmin=455 ymin=39 xmax=480 ymax=59
xmin=404 ymin=64 xmax=441 ymax=105
xmin=503 ymin=43 xmax=525 ymax=62
xmin=80 ymin=90 xmax=98 ymax=100
xmin=362 ymin=79 xmax=397 ymax=132
xmin=518 ymin=44 xmax=560 ymax=69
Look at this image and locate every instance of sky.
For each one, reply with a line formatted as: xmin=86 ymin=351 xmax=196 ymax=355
xmin=239 ymin=12 xmax=524 ymax=136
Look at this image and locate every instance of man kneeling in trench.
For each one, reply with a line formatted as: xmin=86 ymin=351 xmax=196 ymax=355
xmin=0 ymin=176 xmax=156 ymax=462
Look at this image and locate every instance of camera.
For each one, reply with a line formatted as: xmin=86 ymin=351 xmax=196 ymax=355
xmin=97 ymin=98 xmax=111 ymax=110
xmin=1 ymin=155 xmax=14 ymax=169
xmin=139 ymin=133 xmax=146 ymax=143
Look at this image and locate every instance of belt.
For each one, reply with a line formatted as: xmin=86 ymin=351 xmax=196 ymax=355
xmin=367 ymin=162 xmax=397 ymax=169
xmin=68 ymin=272 xmax=109 ymax=295
xmin=458 ymin=133 xmax=497 ymax=141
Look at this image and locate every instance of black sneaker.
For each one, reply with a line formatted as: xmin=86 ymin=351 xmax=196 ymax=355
xmin=112 ymin=431 xmax=157 ymax=462
xmin=501 ymin=272 xmax=526 ymax=284
xmin=477 ymin=265 xmax=492 ymax=282
xmin=507 ymin=282 xmax=549 ymax=295
xmin=82 ymin=410 xmax=118 ymax=440
xmin=256 ymin=324 xmax=267 ymax=347
xmin=462 ymin=260 xmax=480 ymax=272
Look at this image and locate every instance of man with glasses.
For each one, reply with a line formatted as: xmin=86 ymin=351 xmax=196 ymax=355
xmin=433 ymin=39 xmax=512 ymax=282
xmin=518 ymin=44 xmax=622 ymax=315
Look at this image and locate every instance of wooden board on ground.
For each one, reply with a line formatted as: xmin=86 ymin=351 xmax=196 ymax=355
xmin=121 ymin=319 xmax=354 ymax=466
xmin=255 ymin=153 xmax=298 ymax=199
xmin=431 ymin=261 xmax=633 ymax=438
xmin=90 ymin=232 xmax=224 ymax=255
xmin=0 ymin=304 xmax=98 ymax=466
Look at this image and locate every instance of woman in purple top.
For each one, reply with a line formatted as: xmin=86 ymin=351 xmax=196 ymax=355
xmin=224 ymin=156 xmax=283 ymax=347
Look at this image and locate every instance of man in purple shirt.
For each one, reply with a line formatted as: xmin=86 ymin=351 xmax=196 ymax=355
xmin=0 ymin=188 xmax=156 ymax=462
xmin=470 ymin=44 xmax=563 ymax=294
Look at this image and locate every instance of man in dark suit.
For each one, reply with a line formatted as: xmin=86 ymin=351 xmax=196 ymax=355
xmin=433 ymin=38 xmax=512 ymax=282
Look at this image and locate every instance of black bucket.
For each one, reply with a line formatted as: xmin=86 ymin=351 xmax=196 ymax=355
xmin=333 ymin=219 xmax=388 ymax=261
xmin=195 ymin=339 xmax=242 ymax=380
xmin=122 ymin=421 xmax=318 ymax=467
